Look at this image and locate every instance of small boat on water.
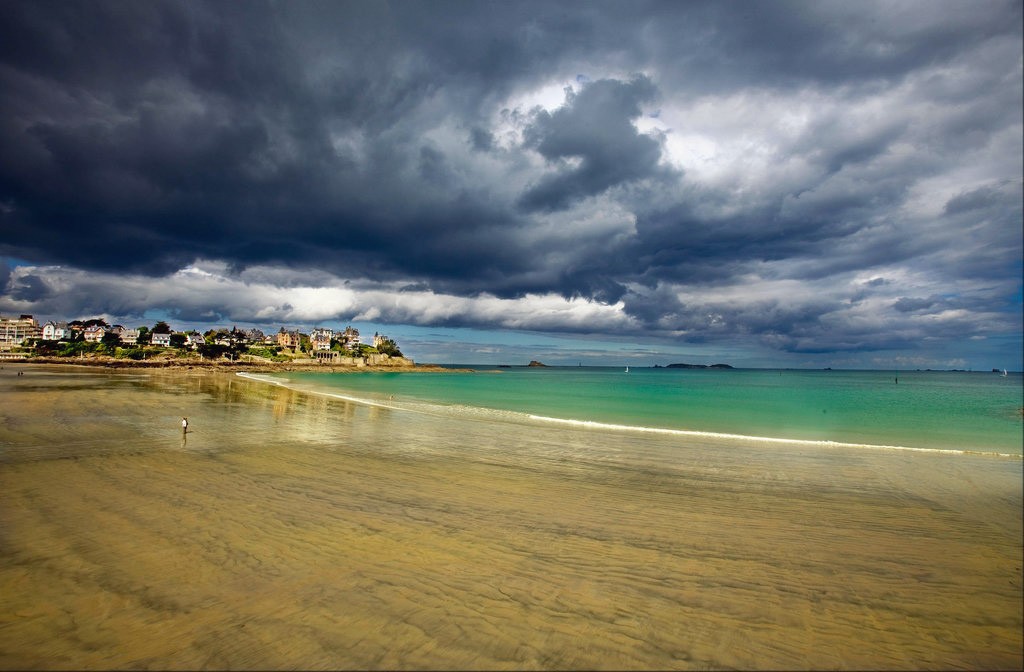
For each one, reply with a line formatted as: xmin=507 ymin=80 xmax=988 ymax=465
xmin=625 ymin=366 xmax=629 ymax=373
xmin=1002 ymin=369 xmax=1008 ymax=377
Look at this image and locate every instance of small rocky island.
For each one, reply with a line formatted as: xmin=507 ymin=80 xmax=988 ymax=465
xmin=527 ymin=360 xmax=548 ymax=367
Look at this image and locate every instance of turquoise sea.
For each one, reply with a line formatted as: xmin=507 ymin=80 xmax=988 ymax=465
xmin=265 ymin=367 xmax=1023 ymax=456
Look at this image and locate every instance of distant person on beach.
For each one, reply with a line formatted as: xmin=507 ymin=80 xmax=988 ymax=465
xmin=182 ymin=417 xmax=188 ymax=433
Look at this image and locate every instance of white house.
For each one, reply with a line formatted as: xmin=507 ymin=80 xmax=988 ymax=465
xmin=151 ymin=333 xmax=172 ymax=347
xmin=121 ymin=328 xmax=140 ymax=345
xmin=41 ymin=321 xmax=69 ymax=341
xmin=83 ymin=325 xmax=107 ymax=343
xmin=310 ymin=327 xmax=333 ymax=351
xmin=310 ymin=327 xmax=333 ymax=341
xmin=340 ymin=326 xmax=360 ymax=351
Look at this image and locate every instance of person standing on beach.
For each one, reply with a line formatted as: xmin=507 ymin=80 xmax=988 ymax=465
xmin=182 ymin=417 xmax=188 ymax=433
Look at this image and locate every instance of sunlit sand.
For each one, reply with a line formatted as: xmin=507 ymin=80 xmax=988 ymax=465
xmin=1 ymin=366 xmax=1020 ymax=670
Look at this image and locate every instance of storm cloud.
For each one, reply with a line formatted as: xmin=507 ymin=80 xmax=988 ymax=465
xmin=0 ymin=0 xmax=1020 ymax=366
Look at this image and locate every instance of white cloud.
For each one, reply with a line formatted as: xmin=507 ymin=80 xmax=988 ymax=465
xmin=2 ymin=262 xmax=635 ymax=334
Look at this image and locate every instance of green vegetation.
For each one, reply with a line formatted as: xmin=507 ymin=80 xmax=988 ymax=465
xmin=375 ymin=336 xmax=403 ymax=357
xmin=100 ymin=331 xmax=122 ymax=354
xmin=195 ymin=341 xmax=252 ymax=360
xmin=246 ymin=346 xmax=290 ymax=362
xmin=55 ymin=341 xmax=104 ymax=357
xmin=115 ymin=347 xmax=148 ymax=360
xmin=196 ymin=343 xmax=232 ymax=360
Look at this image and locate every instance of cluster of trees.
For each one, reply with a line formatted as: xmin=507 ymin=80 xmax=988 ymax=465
xmin=375 ymin=336 xmax=403 ymax=358
xmin=331 ymin=338 xmax=402 ymax=358
xmin=195 ymin=326 xmax=258 ymax=360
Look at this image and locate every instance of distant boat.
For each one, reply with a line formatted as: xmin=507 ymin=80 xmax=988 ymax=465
xmin=1002 ymin=369 xmax=1008 ymax=377
xmin=625 ymin=366 xmax=629 ymax=373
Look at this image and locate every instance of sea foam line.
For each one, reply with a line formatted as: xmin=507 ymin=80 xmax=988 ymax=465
xmin=236 ymin=372 xmax=402 ymax=411
xmin=527 ymin=414 xmax=1022 ymax=458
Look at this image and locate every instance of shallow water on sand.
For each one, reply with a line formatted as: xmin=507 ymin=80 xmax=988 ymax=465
xmin=286 ymin=366 xmax=1024 ymax=455
xmin=1 ymin=366 xmax=1021 ymax=670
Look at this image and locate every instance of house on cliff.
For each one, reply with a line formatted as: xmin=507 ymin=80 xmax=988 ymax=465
xmin=41 ymin=321 xmax=70 ymax=341
xmin=340 ymin=326 xmax=361 ymax=351
xmin=310 ymin=327 xmax=334 ymax=351
xmin=83 ymin=325 xmax=107 ymax=343
xmin=277 ymin=328 xmax=302 ymax=350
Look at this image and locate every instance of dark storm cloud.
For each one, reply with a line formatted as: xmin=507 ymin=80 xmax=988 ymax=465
xmin=0 ymin=0 xmax=1020 ymax=361
xmin=518 ymin=76 xmax=668 ymax=211
xmin=0 ymin=0 xmax=592 ymax=293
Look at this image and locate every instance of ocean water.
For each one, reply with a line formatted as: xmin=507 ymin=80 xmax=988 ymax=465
xmin=275 ymin=367 xmax=1023 ymax=455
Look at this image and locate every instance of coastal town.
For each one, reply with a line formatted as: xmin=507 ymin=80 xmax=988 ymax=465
xmin=0 ymin=314 xmax=412 ymax=367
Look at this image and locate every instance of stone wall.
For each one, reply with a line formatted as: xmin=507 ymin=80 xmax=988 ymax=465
xmin=311 ymin=351 xmax=414 ymax=367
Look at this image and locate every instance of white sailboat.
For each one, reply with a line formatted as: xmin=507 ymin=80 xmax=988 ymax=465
xmin=625 ymin=365 xmax=629 ymax=373
xmin=1002 ymin=369 xmax=1008 ymax=377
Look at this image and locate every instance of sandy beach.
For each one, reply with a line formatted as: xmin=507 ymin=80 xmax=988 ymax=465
xmin=1 ymin=365 xmax=1021 ymax=670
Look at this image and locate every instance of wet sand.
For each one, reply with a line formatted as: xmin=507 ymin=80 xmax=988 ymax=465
xmin=1 ymin=365 xmax=1021 ymax=670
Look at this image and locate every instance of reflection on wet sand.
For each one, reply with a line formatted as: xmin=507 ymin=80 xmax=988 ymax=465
xmin=0 ymin=366 xmax=1021 ymax=670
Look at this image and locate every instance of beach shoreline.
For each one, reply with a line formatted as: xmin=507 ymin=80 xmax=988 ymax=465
xmin=1 ymin=365 xmax=1021 ymax=670
xmin=1 ymin=357 xmax=471 ymax=373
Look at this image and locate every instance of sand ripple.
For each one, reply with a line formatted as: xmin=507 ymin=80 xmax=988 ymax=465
xmin=1 ymin=367 xmax=1021 ymax=669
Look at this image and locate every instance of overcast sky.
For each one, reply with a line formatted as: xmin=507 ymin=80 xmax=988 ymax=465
xmin=1 ymin=0 xmax=1021 ymax=368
